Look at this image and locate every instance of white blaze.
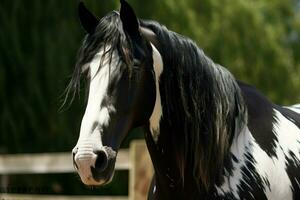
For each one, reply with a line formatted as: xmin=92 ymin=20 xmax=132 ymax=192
xmin=73 ymin=47 xmax=118 ymax=185
xmin=149 ymin=43 xmax=164 ymax=142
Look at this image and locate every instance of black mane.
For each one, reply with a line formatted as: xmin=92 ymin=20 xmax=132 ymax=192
xmin=141 ymin=20 xmax=248 ymax=191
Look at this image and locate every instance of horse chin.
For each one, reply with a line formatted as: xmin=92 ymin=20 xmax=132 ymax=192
xmin=80 ymin=166 xmax=115 ymax=186
xmin=84 ymin=174 xmax=114 ymax=186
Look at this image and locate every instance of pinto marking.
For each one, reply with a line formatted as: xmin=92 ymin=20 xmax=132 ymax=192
xmin=216 ymin=109 xmax=300 ymax=199
xmin=149 ymin=43 xmax=163 ymax=142
xmin=216 ymin=125 xmax=252 ymax=199
xmin=287 ymin=104 xmax=300 ymax=114
xmin=74 ymin=47 xmax=118 ymax=185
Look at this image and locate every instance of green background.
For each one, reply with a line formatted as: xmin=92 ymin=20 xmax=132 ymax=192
xmin=0 ymin=0 xmax=300 ymax=196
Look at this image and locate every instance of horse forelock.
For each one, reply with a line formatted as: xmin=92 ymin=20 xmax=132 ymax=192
xmin=63 ymin=12 xmax=132 ymax=108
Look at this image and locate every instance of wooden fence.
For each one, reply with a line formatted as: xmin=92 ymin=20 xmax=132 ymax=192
xmin=0 ymin=140 xmax=153 ymax=200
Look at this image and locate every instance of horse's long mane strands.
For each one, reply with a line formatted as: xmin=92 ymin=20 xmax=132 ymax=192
xmin=62 ymin=12 xmax=131 ymax=108
xmin=141 ymin=20 xmax=248 ymax=191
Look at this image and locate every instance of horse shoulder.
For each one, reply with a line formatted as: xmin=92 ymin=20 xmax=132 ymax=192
xmin=215 ymin=82 xmax=300 ymax=199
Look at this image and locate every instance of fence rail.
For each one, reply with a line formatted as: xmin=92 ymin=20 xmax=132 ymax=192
xmin=0 ymin=150 xmax=130 ymax=174
xmin=0 ymin=140 xmax=153 ymax=200
xmin=0 ymin=194 xmax=128 ymax=200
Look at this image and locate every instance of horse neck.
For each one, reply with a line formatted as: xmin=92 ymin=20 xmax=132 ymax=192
xmin=145 ymin=42 xmax=248 ymax=196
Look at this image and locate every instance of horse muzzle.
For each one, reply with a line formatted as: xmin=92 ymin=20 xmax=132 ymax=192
xmin=72 ymin=141 xmax=117 ymax=186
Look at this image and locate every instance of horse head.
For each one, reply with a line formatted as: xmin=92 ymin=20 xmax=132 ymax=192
xmin=71 ymin=0 xmax=162 ymax=185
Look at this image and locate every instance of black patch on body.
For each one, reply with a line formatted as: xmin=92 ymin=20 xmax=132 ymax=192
xmin=238 ymin=82 xmax=278 ymax=157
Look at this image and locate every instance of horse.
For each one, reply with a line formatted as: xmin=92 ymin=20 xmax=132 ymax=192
xmin=68 ymin=0 xmax=300 ymax=199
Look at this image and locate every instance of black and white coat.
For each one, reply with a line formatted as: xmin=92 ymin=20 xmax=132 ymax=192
xmin=215 ymin=86 xmax=300 ymax=200
xmin=146 ymin=65 xmax=300 ymax=200
xmin=70 ymin=1 xmax=300 ymax=199
xmin=142 ymin=21 xmax=300 ymax=200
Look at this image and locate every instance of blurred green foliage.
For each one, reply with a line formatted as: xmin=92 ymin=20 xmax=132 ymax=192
xmin=0 ymin=0 xmax=300 ymax=196
xmin=132 ymin=0 xmax=300 ymax=104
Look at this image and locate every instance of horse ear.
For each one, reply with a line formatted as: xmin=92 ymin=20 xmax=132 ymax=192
xmin=78 ymin=2 xmax=99 ymax=34
xmin=120 ymin=0 xmax=140 ymax=39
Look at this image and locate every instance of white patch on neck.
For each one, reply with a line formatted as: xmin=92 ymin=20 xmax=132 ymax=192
xmin=286 ymin=104 xmax=300 ymax=114
xmin=149 ymin=43 xmax=163 ymax=142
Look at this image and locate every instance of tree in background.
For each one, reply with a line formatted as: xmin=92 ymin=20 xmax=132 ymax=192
xmin=133 ymin=0 xmax=300 ymax=104
xmin=0 ymin=0 xmax=120 ymax=153
xmin=0 ymin=0 xmax=300 ymax=195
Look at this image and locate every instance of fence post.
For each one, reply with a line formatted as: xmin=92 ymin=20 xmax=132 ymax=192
xmin=129 ymin=140 xmax=153 ymax=200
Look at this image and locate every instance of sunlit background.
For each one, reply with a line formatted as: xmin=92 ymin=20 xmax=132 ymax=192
xmin=1 ymin=0 xmax=300 ymax=197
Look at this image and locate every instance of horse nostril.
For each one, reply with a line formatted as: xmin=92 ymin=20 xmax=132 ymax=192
xmin=94 ymin=150 xmax=108 ymax=172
